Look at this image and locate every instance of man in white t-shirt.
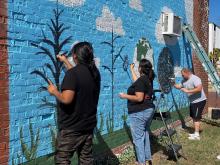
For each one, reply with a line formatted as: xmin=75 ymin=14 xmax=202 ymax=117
xmin=174 ymin=68 xmax=207 ymax=140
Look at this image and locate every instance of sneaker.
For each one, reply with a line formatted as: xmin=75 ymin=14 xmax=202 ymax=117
xmin=188 ymin=133 xmax=195 ymax=137
xmin=189 ymin=132 xmax=200 ymax=137
xmin=217 ymin=155 xmax=220 ymax=160
xmin=188 ymin=136 xmax=200 ymax=140
xmin=135 ymin=162 xmax=144 ymax=165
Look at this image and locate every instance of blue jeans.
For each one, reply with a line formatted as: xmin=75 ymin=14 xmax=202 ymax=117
xmin=129 ymin=108 xmax=155 ymax=164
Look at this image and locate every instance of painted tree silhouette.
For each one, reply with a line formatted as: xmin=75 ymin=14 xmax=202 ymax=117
xmin=30 ymin=5 xmax=72 ymax=153
xmin=101 ymin=28 xmax=129 ymax=133
xmin=31 ymin=7 xmax=72 ymax=112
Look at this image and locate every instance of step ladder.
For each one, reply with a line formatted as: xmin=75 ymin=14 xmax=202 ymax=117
xmin=153 ymin=90 xmax=186 ymax=162
xmin=182 ymin=24 xmax=220 ymax=95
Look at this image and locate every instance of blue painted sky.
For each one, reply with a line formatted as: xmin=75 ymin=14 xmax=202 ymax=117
xmin=209 ymin=0 xmax=220 ymax=26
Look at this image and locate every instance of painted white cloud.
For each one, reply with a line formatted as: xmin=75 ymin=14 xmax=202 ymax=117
xmin=155 ymin=6 xmax=179 ymax=45
xmin=96 ymin=5 xmax=125 ymax=36
xmin=49 ymin=0 xmax=85 ymax=7
xmin=129 ymin=0 xmax=143 ymax=12
xmin=184 ymin=0 xmax=193 ymax=26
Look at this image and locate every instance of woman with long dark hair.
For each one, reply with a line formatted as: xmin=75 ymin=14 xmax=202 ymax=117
xmin=119 ymin=59 xmax=155 ymax=165
xmin=47 ymin=42 xmax=101 ymax=165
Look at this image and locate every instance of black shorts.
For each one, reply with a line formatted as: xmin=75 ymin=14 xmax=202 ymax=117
xmin=190 ymin=100 xmax=206 ymax=120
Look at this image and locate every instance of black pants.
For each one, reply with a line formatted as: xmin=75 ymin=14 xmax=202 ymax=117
xmin=190 ymin=100 xmax=206 ymax=120
xmin=55 ymin=130 xmax=94 ymax=165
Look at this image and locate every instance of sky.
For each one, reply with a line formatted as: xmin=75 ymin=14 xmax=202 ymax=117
xmin=209 ymin=0 xmax=220 ymax=26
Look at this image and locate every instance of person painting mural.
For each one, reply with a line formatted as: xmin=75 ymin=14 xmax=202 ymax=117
xmin=119 ymin=59 xmax=155 ymax=165
xmin=46 ymin=42 xmax=101 ymax=164
xmin=174 ymin=68 xmax=207 ymax=140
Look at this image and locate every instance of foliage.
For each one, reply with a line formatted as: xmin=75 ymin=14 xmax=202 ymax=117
xmin=209 ymin=48 xmax=220 ymax=67
xmin=117 ymin=146 xmax=135 ymax=164
xmin=19 ymin=123 xmax=40 ymax=162
xmin=31 ymin=4 xmax=72 ymax=154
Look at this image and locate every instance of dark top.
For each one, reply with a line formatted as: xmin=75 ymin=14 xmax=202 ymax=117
xmin=127 ymin=75 xmax=155 ymax=114
xmin=58 ymin=64 xmax=101 ymax=132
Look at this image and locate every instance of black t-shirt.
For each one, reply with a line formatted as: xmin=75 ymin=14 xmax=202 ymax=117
xmin=127 ymin=75 xmax=155 ymax=114
xmin=58 ymin=64 xmax=101 ymax=132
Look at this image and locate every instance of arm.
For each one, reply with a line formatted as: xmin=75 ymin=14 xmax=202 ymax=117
xmin=47 ymin=80 xmax=75 ymax=104
xmin=119 ymin=92 xmax=144 ymax=102
xmin=174 ymin=84 xmax=182 ymax=89
xmin=57 ymin=55 xmax=73 ymax=70
xmin=181 ymin=84 xmax=202 ymax=94
xmin=130 ymin=63 xmax=138 ymax=82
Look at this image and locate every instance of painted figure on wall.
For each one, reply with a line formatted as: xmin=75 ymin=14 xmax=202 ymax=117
xmin=133 ymin=38 xmax=154 ymax=76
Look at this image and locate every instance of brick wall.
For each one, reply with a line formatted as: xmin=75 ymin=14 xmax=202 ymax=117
xmin=2 ymin=0 xmax=210 ymax=164
xmin=0 ymin=0 xmax=9 ymax=164
xmin=193 ymin=0 xmax=209 ymax=112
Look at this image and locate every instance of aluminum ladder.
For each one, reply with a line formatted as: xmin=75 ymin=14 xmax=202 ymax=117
xmin=153 ymin=90 xmax=186 ymax=162
xmin=182 ymin=24 xmax=220 ymax=95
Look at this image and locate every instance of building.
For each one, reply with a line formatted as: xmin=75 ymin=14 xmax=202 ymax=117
xmin=0 ymin=0 xmax=209 ymax=164
xmin=209 ymin=22 xmax=220 ymax=54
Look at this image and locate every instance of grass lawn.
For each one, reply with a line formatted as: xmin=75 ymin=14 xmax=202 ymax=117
xmin=121 ymin=118 xmax=220 ymax=165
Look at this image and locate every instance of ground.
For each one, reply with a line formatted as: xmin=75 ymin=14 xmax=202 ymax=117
xmin=120 ymin=118 xmax=220 ymax=165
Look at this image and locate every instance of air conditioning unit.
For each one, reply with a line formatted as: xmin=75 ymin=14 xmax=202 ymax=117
xmin=162 ymin=12 xmax=182 ymax=36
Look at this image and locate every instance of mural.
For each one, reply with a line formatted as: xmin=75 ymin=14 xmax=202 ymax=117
xmin=19 ymin=122 xmax=40 ymax=162
xmin=96 ymin=5 xmax=125 ymax=36
xmin=101 ymin=29 xmax=129 ymax=133
xmin=49 ymin=0 xmax=85 ymax=7
xmin=2 ymin=0 xmax=195 ymax=164
xmin=31 ymin=7 xmax=72 ymax=112
xmin=11 ymin=5 xmax=73 ymax=163
xmin=129 ymin=0 xmax=143 ymax=12
xmin=157 ymin=47 xmax=174 ymax=94
xmin=133 ymin=38 xmax=154 ymax=74
xmin=156 ymin=47 xmax=187 ymax=128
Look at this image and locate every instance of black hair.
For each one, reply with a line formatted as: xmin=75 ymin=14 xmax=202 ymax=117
xmin=71 ymin=41 xmax=100 ymax=85
xmin=139 ymin=59 xmax=155 ymax=81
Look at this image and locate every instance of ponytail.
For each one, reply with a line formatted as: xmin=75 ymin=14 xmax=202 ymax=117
xmin=71 ymin=42 xmax=101 ymax=85
xmin=88 ymin=60 xmax=100 ymax=85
